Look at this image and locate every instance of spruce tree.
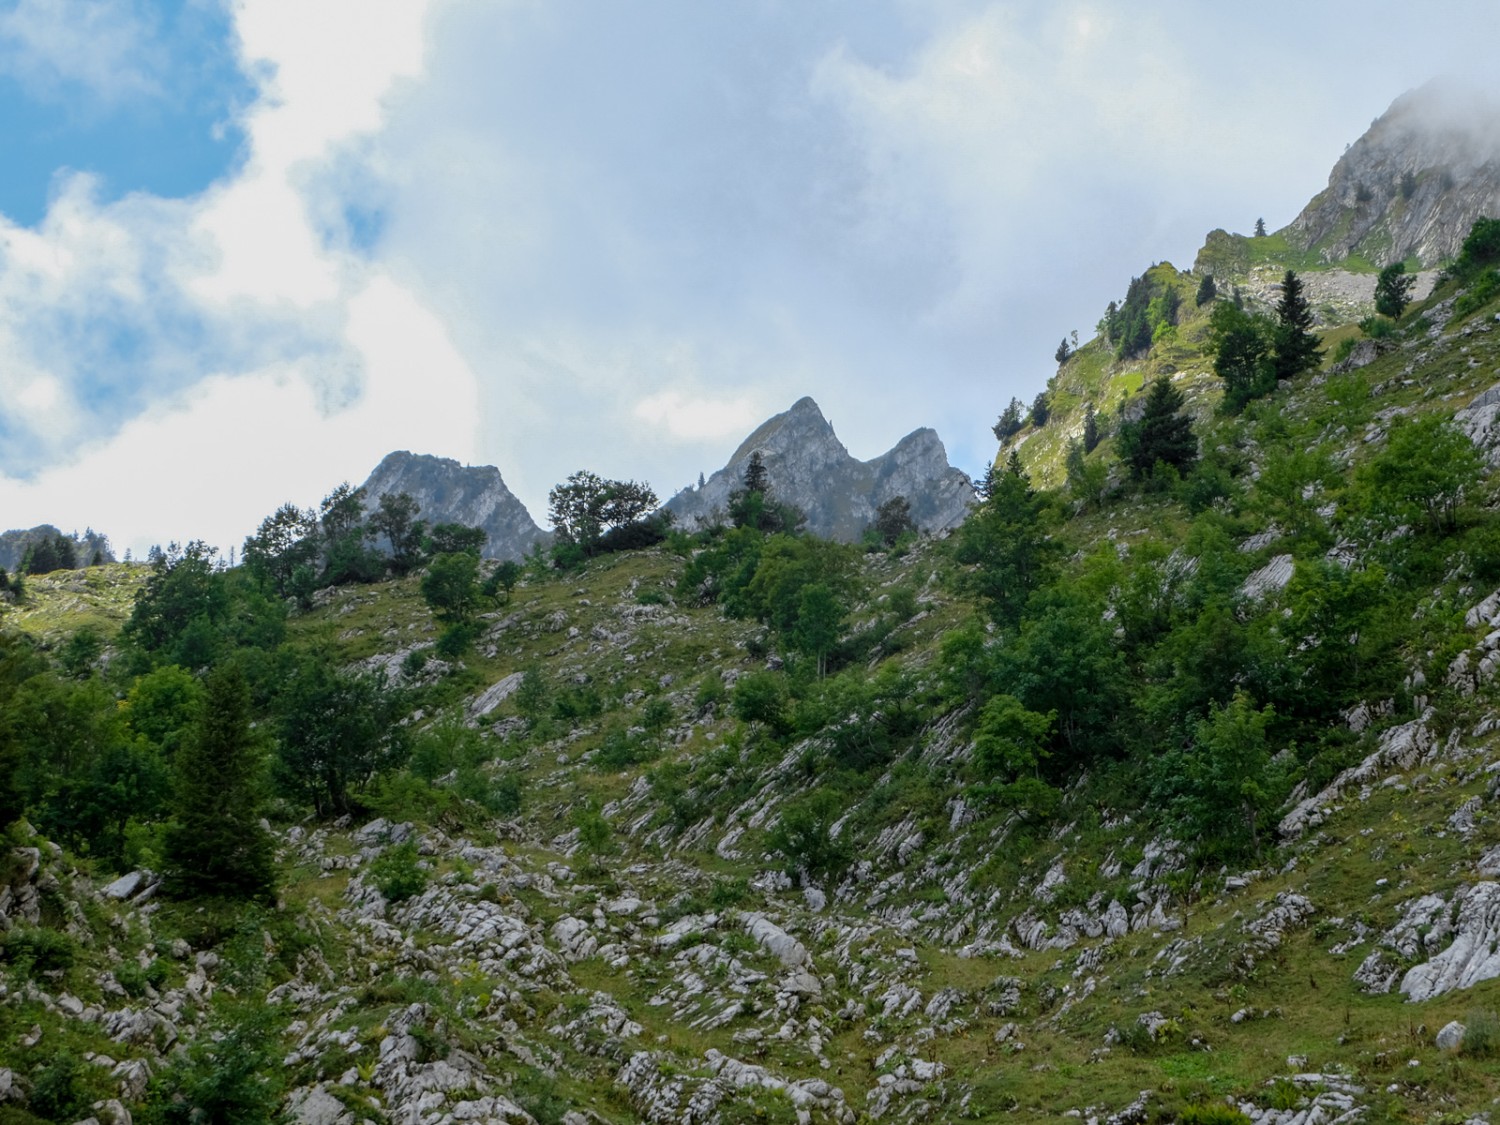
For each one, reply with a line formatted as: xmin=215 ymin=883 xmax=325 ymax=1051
xmin=1082 ymin=404 xmax=1101 ymax=454
xmin=162 ymin=665 xmax=276 ymax=902
xmin=1118 ymin=379 xmax=1197 ymax=480
xmin=1374 ymin=261 xmax=1415 ymax=320
xmin=1271 ymin=269 xmax=1322 ymax=381
xmin=742 ymin=451 xmax=769 ymax=494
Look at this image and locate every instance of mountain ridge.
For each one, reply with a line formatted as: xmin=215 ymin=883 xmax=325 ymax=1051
xmin=665 ymin=396 xmax=974 ymax=541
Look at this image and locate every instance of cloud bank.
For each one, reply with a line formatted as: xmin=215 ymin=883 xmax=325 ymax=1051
xmin=1 ymin=0 xmax=1498 ymax=557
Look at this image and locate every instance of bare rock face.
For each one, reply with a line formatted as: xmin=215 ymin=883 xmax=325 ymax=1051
xmin=664 ymin=397 xmax=973 ymax=542
xmin=1285 ymin=80 xmax=1500 ymax=268
xmin=359 ymin=451 xmax=548 ymax=561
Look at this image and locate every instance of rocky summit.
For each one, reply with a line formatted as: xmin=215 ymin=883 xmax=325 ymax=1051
xmin=360 ymin=451 xmax=549 ymax=561
xmin=1287 ymin=80 xmax=1500 ymax=269
xmin=664 ymin=397 xmax=974 ymax=542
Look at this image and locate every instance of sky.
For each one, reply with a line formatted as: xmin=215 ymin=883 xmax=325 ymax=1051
xmin=1 ymin=0 xmax=1498 ymax=559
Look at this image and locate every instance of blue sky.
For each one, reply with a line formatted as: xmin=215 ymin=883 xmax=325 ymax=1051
xmin=2 ymin=0 xmax=1499 ymax=556
xmin=0 ymin=0 xmax=249 ymax=222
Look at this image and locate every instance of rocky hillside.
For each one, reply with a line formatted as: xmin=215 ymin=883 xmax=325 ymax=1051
xmin=11 ymin=91 xmax=1500 ymax=1125
xmin=6 ymin=247 xmax=1500 ymax=1122
xmin=1287 ymin=80 xmax=1500 ymax=269
xmin=665 ymin=397 xmax=974 ymax=541
xmin=360 ymin=451 xmax=549 ymax=561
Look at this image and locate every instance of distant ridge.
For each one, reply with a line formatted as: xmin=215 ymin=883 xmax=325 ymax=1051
xmin=664 ymin=397 xmax=974 ymax=542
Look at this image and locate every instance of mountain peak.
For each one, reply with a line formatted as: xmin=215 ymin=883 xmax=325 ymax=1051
xmin=359 ymin=452 xmax=547 ymax=560
xmin=1283 ymin=81 xmax=1500 ymax=268
xmin=668 ymin=399 xmax=972 ymax=541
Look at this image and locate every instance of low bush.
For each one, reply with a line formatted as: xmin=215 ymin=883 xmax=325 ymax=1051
xmin=369 ymin=841 xmax=427 ymax=903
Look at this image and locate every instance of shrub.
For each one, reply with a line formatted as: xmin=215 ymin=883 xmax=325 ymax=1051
xmin=1454 ymin=269 xmax=1500 ymax=318
xmin=27 ymin=1052 xmax=92 ymax=1122
xmin=573 ymin=804 xmax=613 ymax=857
xmin=1358 ymin=314 xmax=1397 ymax=339
xmin=116 ymin=957 xmax=172 ymax=997
xmin=1176 ymin=1105 xmax=1251 ymax=1125
xmin=766 ymin=789 xmax=852 ymax=882
xmin=369 ymin=841 xmax=427 ymax=903
xmin=435 ymin=621 xmax=479 ymax=660
xmin=488 ymin=772 xmax=523 ymax=816
xmin=642 ymin=697 xmax=674 ymax=734
xmin=732 ymin=670 xmax=789 ymax=734
xmin=1 ymin=926 xmax=77 ymax=974
xmin=1464 ymin=1008 xmax=1500 ymax=1058
xmin=693 ymin=672 xmax=726 ymax=712
xmin=140 ymin=1006 xmax=282 ymax=1124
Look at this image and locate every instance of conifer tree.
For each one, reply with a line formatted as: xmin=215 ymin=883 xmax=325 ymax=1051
xmin=1374 ymin=261 xmax=1415 ymax=320
xmin=1271 ymin=269 xmax=1322 ymax=381
xmin=1082 ymin=404 xmax=1101 ymax=454
xmin=162 ymin=665 xmax=276 ymax=902
xmin=1118 ymin=378 xmax=1197 ymax=480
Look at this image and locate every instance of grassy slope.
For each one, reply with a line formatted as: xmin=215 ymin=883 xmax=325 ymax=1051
xmin=7 ymin=280 xmax=1500 ymax=1123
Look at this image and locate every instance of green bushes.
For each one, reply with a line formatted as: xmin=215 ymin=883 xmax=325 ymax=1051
xmin=1 ymin=926 xmax=77 ymax=974
xmin=1463 ymin=1008 xmax=1500 ymax=1058
xmin=1175 ymin=1104 xmax=1251 ymax=1125
xmin=369 ymin=841 xmax=427 ymax=903
xmin=116 ymin=956 xmax=172 ymax=997
xmin=766 ymin=789 xmax=852 ymax=882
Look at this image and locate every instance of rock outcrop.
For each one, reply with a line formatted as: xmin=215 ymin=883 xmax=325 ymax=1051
xmin=663 ymin=397 xmax=973 ymax=542
xmin=1286 ymin=80 xmax=1500 ymax=268
xmin=358 ymin=451 xmax=548 ymax=561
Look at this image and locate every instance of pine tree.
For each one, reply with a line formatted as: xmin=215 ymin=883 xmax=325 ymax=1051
xmin=1118 ymin=379 xmax=1197 ymax=480
xmin=742 ymin=451 xmax=769 ymax=494
xmin=1254 ymin=217 xmax=1267 ymax=237
xmin=1195 ymin=274 xmax=1217 ymax=307
xmin=1374 ymin=261 xmax=1415 ymax=320
xmin=1271 ymin=269 xmax=1322 ymax=381
xmin=1082 ymin=404 xmax=1101 ymax=454
xmin=992 ymin=398 xmax=1025 ymax=442
xmin=162 ymin=665 xmax=276 ymax=902
xmin=1030 ymin=391 xmax=1050 ymax=427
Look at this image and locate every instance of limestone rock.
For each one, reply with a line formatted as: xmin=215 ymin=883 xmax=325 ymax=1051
xmin=1436 ymin=1020 xmax=1466 ymax=1051
xmin=359 ymin=451 xmax=548 ymax=561
xmin=1400 ymin=882 xmax=1500 ymax=1001
xmin=285 ymin=1085 xmax=353 ymax=1125
xmin=664 ymin=397 xmax=973 ymax=542
xmin=1282 ymin=80 xmax=1500 ymax=269
xmin=1241 ymin=555 xmax=1294 ymax=601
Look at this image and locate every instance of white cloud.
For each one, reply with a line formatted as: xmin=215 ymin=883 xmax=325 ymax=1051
xmin=0 ymin=0 xmax=164 ymax=107
xmin=5 ymin=0 xmax=1500 ymax=556
xmin=633 ymin=390 xmax=761 ymax=444
xmin=0 ymin=0 xmax=484 ymax=553
xmin=0 ymin=275 xmax=478 ymax=558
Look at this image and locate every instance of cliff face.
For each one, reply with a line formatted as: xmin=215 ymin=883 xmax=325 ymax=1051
xmin=1286 ymin=80 xmax=1500 ymax=267
xmin=359 ymin=451 xmax=548 ymax=561
xmin=664 ymin=397 xmax=973 ymax=541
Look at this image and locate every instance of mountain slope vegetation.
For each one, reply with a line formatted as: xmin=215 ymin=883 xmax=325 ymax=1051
xmin=7 ymin=175 xmax=1500 ymax=1125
